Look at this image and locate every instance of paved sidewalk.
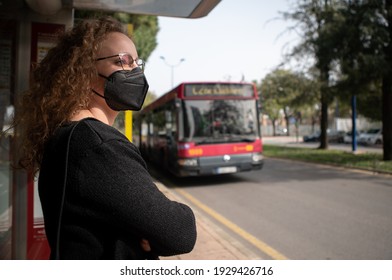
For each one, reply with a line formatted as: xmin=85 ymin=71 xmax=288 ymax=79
xmin=155 ymin=182 xmax=261 ymax=260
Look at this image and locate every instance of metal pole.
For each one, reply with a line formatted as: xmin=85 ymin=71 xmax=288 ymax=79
xmin=160 ymin=56 xmax=185 ymax=88
xmin=171 ymin=65 xmax=174 ymax=88
xmin=351 ymin=95 xmax=357 ymax=152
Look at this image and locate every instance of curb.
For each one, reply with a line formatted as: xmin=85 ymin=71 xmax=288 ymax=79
xmin=155 ymin=182 xmax=261 ymax=260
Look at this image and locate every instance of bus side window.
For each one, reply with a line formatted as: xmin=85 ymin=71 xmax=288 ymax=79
xmin=165 ymin=110 xmax=172 ymax=130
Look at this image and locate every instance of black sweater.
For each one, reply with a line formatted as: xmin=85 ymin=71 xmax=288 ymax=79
xmin=38 ymin=118 xmax=196 ymax=259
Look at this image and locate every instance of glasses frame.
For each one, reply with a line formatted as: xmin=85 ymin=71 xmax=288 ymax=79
xmin=96 ymin=53 xmax=145 ymax=70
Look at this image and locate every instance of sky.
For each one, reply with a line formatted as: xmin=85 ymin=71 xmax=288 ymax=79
xmin=143 ymin=0 xmax=300 ymax=97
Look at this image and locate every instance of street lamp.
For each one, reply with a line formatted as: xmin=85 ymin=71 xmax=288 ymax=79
xmin=160 ymin=56 xmax=185 ymax=88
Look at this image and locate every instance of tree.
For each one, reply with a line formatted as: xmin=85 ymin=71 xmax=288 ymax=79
xmin=283 ymin=1 xmax=391 ymax=159
xmin=283 ymin=0 xmax=346 ymax=149
xmin=260 ymin=69 xmax=312 ymax=135
xmin=335 ymin=0 xmax=392 ymax=160
xmin=258 ymin=84 xmax=281 ymax=135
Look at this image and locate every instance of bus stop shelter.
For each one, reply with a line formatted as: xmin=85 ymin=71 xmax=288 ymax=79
xmin=0 ymin=0 xmax=220 ymax=259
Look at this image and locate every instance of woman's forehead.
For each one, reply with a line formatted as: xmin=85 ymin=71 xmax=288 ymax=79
xmin=98 ymin=32 xmax=137 ymax=57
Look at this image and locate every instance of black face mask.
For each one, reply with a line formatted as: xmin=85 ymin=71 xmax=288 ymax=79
xmin=93 ymin=67 xmax=149 ymax=111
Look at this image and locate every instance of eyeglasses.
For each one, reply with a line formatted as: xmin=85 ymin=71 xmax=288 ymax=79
xmin=96 ymin=53 xmax=145 ymax=70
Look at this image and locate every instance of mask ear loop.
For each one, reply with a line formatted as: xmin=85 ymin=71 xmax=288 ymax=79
xmin=91 ymin=89 xmax=108 ymax=100
xmin=91 ymin=73 xmax=109 ymax=100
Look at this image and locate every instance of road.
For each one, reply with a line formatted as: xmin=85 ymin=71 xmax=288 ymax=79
xmin=150 ymin=158 xmax=392 ymax=260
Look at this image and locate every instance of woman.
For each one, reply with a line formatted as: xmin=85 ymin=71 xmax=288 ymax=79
xmin=15 ymin=17 xmax=196 ymax=259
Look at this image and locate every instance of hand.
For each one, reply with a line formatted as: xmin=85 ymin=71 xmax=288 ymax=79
xmin=140 ymin=239 xmax=151 ymax=252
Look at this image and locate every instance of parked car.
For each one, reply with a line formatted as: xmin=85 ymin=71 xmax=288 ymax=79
xmin=343 ymin=131 xmax=360 ymax=144
xmin=358 ymin=128 xmax=382 ymax=145
xmin=303 ymin=129 xmax=344 ymax=143
xmin=303 ymin=131 xmax=320 ymax=142
xmin=327 ymin=130 xmax=345 ymax=143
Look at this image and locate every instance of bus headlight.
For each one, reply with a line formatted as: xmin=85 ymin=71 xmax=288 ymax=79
xmin=178 ymin=158 xmax=198 ymax=167
xmin=252 ymin=153 xmax=263 ymax=163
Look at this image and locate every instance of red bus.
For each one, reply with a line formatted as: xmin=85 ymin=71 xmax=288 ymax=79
xmin=139 ymin=82 xmax=264 ymax=177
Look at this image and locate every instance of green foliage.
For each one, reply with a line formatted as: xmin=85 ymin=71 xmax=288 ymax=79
xmin=356 ymin=87 xmax=382 ymax=120
xmin=259 ymin=69 xmax=314 ymax=133
xmin=332 ymin=1 xmax=389 ymax=122
xmin=74 ymin=10 xmax=159 ymax=62
xmin=116 ymin=13 xmax=159 ymax=62
xmin=282 ymin=0 xmax=389 ymax=123
xmin=280 ymin=0 xmax=391 ymax=157
xmin=282 ymin=0 xmax=347 ymax=148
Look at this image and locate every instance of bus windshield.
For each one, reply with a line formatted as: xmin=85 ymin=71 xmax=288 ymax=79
xmin=182 ymin=99 xmax=259 ymax=144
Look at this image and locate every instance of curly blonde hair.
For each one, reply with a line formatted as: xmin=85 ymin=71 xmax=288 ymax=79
xmin=15 ymin=17 xmax=127 ymax=173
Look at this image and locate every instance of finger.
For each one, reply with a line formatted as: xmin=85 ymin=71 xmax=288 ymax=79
xmin=140 ymin=239 xmax=151 ymax=251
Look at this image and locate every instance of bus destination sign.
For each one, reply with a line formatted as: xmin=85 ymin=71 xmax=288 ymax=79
xmin=184 ymin=83 xmax=254 ymax=98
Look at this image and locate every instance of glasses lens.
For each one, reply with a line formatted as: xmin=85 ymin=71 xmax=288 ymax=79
xmin=119 ymin=54 xmax=134 ymax=67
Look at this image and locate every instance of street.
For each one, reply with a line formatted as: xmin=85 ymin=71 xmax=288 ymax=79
xmin=149 ymin=157 xmax=392 ymax=260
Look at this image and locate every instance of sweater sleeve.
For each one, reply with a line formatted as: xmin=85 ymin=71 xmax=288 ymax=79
xmin=75 ymin=138 xmax=197 ymax=256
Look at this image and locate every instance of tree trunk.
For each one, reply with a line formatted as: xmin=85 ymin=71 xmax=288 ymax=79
xmin=382 ymin=76 xmax=392 ymax=161
xmin=272 ymin=119 xmax=277 ymax=136
xmin=285 ymin=114 xmax=290 ymax=136
xmin=382 ymin=0 xmax=392 ymax=161
xmin=319 ymin=68 xmax=330 ymax=150
xmin=319 ymin=91 xmax=329 ymax=149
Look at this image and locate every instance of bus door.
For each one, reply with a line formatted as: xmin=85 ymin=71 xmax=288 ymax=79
xmin=165 ymin=107 xmax=177 ymax=170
